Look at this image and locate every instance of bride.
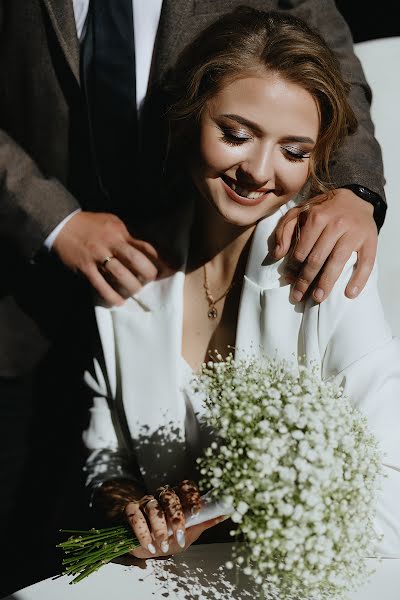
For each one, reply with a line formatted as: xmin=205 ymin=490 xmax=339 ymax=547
xmin=83 ymin=8 xmax=400 ymax=560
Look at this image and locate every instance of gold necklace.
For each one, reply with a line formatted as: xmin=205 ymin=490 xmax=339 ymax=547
xmin=203 ymin=264 xmax=235 ymax=319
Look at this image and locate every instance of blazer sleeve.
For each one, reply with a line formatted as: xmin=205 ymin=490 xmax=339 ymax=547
xmin=82 ymin=305 xmax=142 ymax=493
xmin=317 ymin=258 xmax=400 ymax=557
xmin=283 ymin=0 xmax=385 ymax=200
xmin=0 ymin=128 xmax=81 ymax=260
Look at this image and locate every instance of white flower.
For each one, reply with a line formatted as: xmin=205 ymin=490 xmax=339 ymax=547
xmin=195 ymin=354 xmax=383 ymax=600
xmin=284 ymin=404 xmax=300 ymax=423
xmin=236 ymin=501 xmax=249 ymax=515
xmin=231 ymin=511 xmax=242 ymax=523
xmin=213 ymin=467 xmax=223 ymax=478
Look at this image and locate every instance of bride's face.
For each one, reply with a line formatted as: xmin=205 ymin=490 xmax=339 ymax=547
xmin=191 ymin=71 xmax=320 ymax=227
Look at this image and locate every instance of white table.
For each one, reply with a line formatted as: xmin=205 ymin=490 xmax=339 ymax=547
xmin=6 ymin=543 xmax=400 ymax=600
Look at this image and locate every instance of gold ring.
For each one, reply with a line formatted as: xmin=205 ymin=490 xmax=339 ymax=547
xmin=101 ymin=255 xmax=114 ymax=268
xmin=156 ymin=484 xmax=172 ymax=503
xmin=143 ymin=498 xmax=159 ymax=515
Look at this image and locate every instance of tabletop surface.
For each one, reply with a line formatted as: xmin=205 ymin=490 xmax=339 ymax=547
xmin=6 ymin=543 xmax=400 ymax=600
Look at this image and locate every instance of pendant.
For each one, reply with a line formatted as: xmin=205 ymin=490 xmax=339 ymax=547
xmin=208 ymin=306 xmax=218 ymax=319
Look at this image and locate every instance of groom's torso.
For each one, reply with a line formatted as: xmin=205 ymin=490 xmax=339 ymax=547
xmin=0 ymin=0 xmax=339 ymax=375
xmin=0 ymin=0 xmax=315 ymax=198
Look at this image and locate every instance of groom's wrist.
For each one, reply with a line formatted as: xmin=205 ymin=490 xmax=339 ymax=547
xmin=341 ymin=184 xmax=386 ymax=231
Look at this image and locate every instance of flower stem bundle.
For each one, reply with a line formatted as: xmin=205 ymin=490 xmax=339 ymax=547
xmin=57 ymin=526 xmax=139 ymax=583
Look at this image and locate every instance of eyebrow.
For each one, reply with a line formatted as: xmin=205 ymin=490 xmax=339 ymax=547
xmin=220 ymin=113 xmax=315 ymax=144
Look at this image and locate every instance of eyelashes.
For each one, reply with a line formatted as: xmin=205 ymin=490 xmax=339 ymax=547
xmin=218 ymin=126 xmax=310 ymax=162
xmin=219 ymin=129 xmax=252 ymax=147
xmin=281 ymin=144 xmax=310 ymax=162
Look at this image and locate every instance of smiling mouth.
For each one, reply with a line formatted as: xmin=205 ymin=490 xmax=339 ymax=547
xmin=221 ymin=175 xmax=273 ymax=199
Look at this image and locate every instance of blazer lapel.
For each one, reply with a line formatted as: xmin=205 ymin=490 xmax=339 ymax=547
xmin=99 ymin=207 xmax=193 ymax=490
xmin=110 ymin=269 xmax=191 ymax=490
xmin=42 ymin=0 xmax=80 ymax=84
xmin=236 ymin=204 xmax=304 ymax=363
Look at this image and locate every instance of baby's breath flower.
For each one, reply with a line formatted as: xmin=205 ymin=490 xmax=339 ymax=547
xmin=196 ymin=354 xmax=383 ymax=600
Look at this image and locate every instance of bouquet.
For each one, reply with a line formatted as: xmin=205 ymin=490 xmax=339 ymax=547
xmin=196 ymin=355 xmax=383 ymax=599
xmin=58 ymin=355 xmax=383 ymax=598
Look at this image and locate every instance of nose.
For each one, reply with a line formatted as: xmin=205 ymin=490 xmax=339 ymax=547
xmin=238 ymin=143 xmax=275 ymax=189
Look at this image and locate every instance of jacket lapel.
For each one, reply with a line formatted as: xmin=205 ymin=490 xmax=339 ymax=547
xmin=98 ymin=207 xmax=193 ymax=490
xmin=109 ymin=269 xmax=190 ymax=490
xmin=42 ymin=0 xmax=80 ymax=84
xmin=236 ymin=204 xmax=304 ymax=362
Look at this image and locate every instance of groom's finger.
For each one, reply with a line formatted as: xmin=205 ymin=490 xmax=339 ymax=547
xmin=86 ymin=264 xmax=125 ymax=306
xmin=273 ymin=207 xmax=301 ymax=259
xmin=101 ymin=255 xmax=143 ymax=298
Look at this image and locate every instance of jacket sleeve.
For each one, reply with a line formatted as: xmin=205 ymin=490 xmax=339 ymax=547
xmin=0 ymin=128 xmax=81 ymax=260
xmin=318 ymin=259 xmax=400 ymax=557
xmin=282 ymin=0 xmax=385 ymax=201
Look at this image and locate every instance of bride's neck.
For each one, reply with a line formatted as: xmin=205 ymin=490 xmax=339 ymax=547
xmin=187 ymin=196 xmax=255 ymax=279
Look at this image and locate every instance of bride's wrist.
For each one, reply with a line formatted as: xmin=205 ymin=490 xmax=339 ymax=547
xmin=94 ymin=478 xmax=147 ymax=521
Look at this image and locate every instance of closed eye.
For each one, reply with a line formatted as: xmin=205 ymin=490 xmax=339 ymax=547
xmin=219 ymin=126 xmax=253 ymax=147
xmin=281 ymin=145 xmax=310 ymax=162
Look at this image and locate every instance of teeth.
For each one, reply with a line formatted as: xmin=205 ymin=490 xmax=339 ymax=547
xmin=240 ymin=189 xmax=264 ymax=199
xmin=228 ymin=180 xmax=264 ymax=199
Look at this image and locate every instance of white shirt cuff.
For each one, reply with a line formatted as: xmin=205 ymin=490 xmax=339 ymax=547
xmin=44 ymin=209 xmax=82 ymax=250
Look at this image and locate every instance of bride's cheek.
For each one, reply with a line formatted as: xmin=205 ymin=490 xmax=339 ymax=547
xmin=198 ymin=129 xmax=236 ymax=172
xmin=287 ymin=164 xmax=310 ymax=194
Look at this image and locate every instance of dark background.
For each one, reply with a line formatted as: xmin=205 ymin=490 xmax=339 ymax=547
xmin=335 ymin=0 xmax=399 ymax=42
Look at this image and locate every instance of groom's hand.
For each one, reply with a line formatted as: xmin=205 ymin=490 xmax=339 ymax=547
xmin=273 ymin=189 xmax=378 ymax=303
xmin=53 ymin=211 xmax=171 ymax=306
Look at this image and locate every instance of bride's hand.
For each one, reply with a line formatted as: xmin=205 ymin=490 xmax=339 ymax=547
xmin=125 ymin=479 xmax=226 ymax=558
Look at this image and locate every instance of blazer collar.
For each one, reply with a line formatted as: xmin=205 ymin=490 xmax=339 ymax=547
xmin=42 ymin=0 xmax=80 ymax=84
xmin=243 ymin=187 xmax=310 ymax=287
xmin=244 ymin=205 xmax=288 ymax=290
xmin=128 ymin=195 xmax=303 ymax=313
xmin=235 ymin=199 xmax=306 ymax=364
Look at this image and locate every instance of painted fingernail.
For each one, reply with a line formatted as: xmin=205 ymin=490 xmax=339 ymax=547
xmin=292 ymin=289 xmax=303 ymax=302
xmin=176 ymin=529 xmax=186 ymax=548
xmin=161 ymin=540 xmax=169 ymax=553
xmin=314 ymin=288 xmax=324 ymax=301
xmin=350 ymin=286 xmax=359 ymax=297
xmin=147 ymin=543 xmax=156 ymax=555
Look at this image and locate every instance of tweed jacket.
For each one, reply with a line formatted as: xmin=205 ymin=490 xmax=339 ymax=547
xmin=0 ymin=0 xmax=385 ymax=375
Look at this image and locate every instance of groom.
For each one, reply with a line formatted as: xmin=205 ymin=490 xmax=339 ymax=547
xmin=0 ymin=0 xmax=387 ymax=593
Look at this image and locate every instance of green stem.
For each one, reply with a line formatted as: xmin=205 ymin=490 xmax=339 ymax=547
xmin=58 ymin=526 xmax=140 ymax=584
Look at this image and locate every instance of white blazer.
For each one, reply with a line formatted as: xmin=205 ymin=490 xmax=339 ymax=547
xmin=84 ymin=205 xmax=400 ymax=557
